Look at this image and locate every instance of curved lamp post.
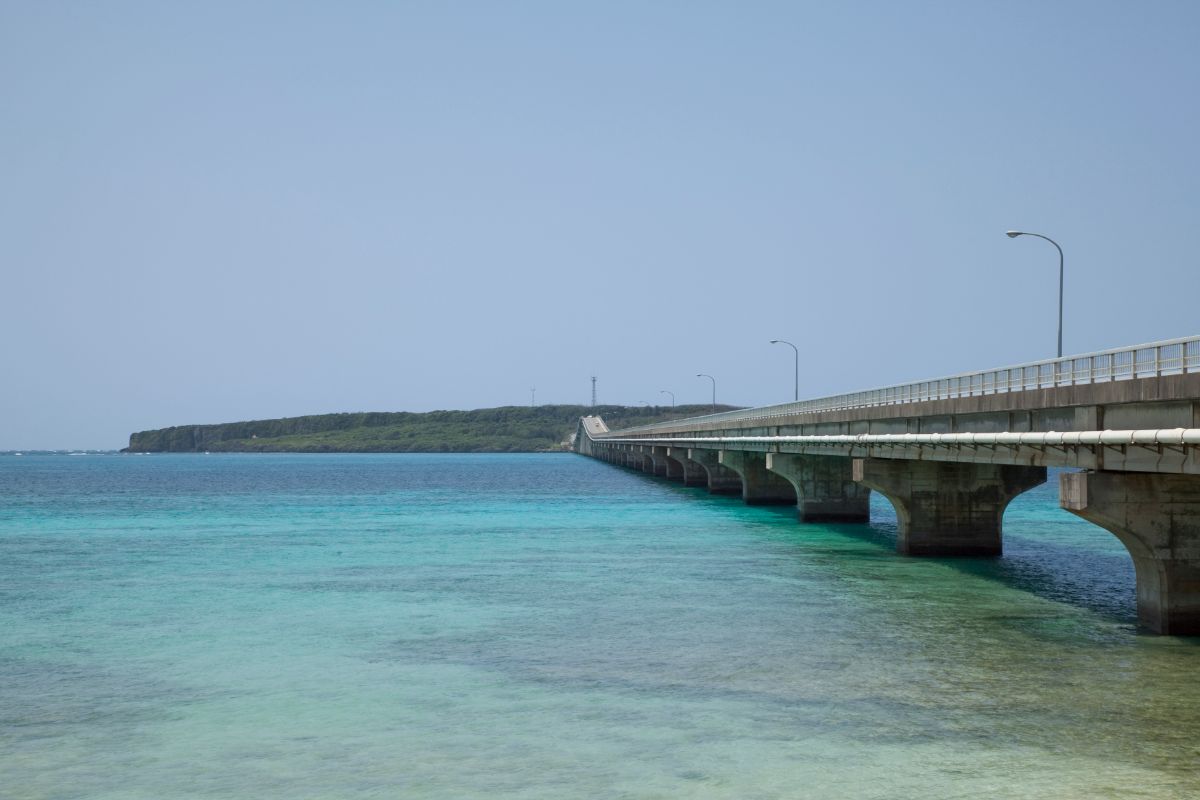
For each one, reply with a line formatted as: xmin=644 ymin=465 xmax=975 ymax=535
xmin=660 ymin=389 xmax=675 ymax=408
xmin=770 ymin=339 xmax=799 ymax=401
xmin=1006 ymin=231 xmax=1064 ymax=358
xmin=696 ymin=373 xmax=716 ymax=411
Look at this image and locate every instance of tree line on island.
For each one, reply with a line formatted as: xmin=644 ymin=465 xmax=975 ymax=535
xmin=123 ymin=404 xmax=740 ymax=453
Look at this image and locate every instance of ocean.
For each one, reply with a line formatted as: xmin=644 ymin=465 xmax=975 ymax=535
xmin=2 ymin=453 xmax=1198 ymax=799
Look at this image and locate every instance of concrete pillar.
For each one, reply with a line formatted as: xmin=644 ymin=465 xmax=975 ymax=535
xmin=853 ymin=458 xmax=1046 ymax=556
xmin=667 ymin=447 xmax=708 ymax=486
xmin=686 ymin=449 xmax=744 ymax=495
xmin=719 ymin=450 xmax=798 ymax=506
xmin=651 ymin=446 xmax=684 ymax=480
xmin=1061 ymin=471 xmax=1200 ymax=635
xmin=767 ymin=453 xmax=870 ymax=522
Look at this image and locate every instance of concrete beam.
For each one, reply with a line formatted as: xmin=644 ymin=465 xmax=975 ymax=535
xmin=1061 ymin=470 xmax=1200 ymax=635
xmin=719 ymin=450 xmax=798 ymax=506
xmin=767 ymin=453 xmax=870 ymax=522
xmin=686 ymin=448 xmax=743 ymax=495
xmin=853 ymin=458 xmax=1046 ymax=556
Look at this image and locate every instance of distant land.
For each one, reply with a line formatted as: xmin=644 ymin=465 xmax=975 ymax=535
xmin=123 ymin=404 xmax=740 ymax=453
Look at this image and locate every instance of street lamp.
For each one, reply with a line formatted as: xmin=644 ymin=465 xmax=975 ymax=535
xmin=660 ymin=389 xmax=675 ymax=408
xmin=1006 ymin=231 xmax=1064 ymax=358
xmin=770 ymin=339 xmax=799 ymax=401
xmin=696 ymin=373 xmax=716 ymax=411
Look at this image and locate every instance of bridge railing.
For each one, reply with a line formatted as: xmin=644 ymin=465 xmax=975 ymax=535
xmin=606 ymin=335 xmax=1200 ymax=436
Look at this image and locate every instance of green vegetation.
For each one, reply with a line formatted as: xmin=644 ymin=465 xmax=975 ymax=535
xmin=123 ymin=404 xmax=739 ymax=453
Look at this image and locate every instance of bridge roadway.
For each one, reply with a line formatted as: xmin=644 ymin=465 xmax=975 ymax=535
xmin=575 ymin=336 xmax=1200 ymax=635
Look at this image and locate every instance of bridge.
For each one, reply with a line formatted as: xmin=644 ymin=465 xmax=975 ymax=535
xmin=575 ymin=336 xmax=1200 ymax=635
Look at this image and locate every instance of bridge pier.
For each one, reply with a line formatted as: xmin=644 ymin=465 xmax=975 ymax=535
xmin=853 ymin=459 xmax=1046 ymax=556
xmin=646 ymin=449 xmax=670 ymax=476
xmin=719 ymin=450 xmax=798 ymax=505
xmin=668 ymin=447 xmax=709 ymax=486
xmin=1061 ymin=471 xmax=1200 ymax=635
xmin=686 ymin=449 xmax=744 ymax=495
xmin=651 ymin=446 xmax=684 ymax=480
xmin=767 ymin=453 xmax=870 ymax=522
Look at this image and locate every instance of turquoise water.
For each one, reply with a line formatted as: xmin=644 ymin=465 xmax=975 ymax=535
xmin=2 ymin=453 xmax=1199 ymax=799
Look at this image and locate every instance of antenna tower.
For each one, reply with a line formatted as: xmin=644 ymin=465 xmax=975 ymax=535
xmin=591 ymin=376 xmax=597 ymax=407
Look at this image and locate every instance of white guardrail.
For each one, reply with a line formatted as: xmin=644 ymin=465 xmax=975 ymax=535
xmin=607 ymin=335 xmax=1200 ymax=436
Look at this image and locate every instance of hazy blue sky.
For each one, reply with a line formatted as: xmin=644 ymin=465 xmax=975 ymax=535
xmin=2 ymin=1 xmax=1198 ymax=449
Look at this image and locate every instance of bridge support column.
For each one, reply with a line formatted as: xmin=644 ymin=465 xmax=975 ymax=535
xmin=652 ymin=447 xmax=684 ymax=480
xmin=853 ymin=459 xmax=1046 ymax=556
xmin=1061 ymin=471 xmax=1200 ymax=635
xmin=668 ymin=447 xmax=708 ymax=486
xmin=719 ymin=450 xmax=798 ymax=505
xmin=767 ymin=453 xmax=870 ymax=522
xmin=686 ymin=449 xmax=743 ymax=495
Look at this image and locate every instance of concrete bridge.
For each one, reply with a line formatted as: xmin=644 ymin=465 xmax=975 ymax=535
xmin=576 ymin=336 xmax=1200 ymax=635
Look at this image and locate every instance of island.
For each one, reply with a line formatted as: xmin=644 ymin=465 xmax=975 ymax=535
xmin=123 ymin=404 xmax=738 ymax=453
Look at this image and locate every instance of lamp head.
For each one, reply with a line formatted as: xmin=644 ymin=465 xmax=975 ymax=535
xmin=770 ymin=339 xmax=780 ymax=344
xmin=1006 ymin=230 xmax=1024 ymax=239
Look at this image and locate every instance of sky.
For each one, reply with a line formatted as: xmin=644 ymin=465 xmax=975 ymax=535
xmin=2 ymin=1 xmax=1198 ymax=449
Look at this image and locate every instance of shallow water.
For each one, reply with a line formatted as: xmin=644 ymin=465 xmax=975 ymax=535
xmin=2 ymin=453 xmax=1198 ymax=799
